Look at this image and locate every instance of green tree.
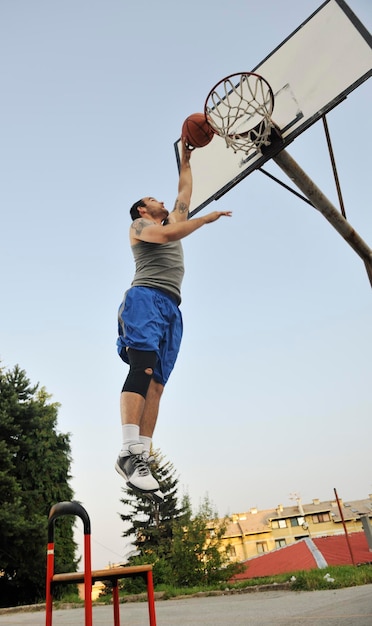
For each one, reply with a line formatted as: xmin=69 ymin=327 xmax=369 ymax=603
xmin=169 ymin=494 xmax=240 ymax=587
xmin=120 ymin=453 xmax=242 ymax=590
xmin=119 ymin=450 xmax=187 ymax=587
xmin=0 ymin=363 xmax=77 ymax=607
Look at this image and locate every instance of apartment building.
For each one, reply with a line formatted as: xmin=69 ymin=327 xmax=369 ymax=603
xmin=217 ymin=495 xmax=372 ymax=562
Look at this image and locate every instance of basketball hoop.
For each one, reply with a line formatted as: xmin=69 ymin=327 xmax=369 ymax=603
xmin=204 ymin=72 xmax=278 ymax=155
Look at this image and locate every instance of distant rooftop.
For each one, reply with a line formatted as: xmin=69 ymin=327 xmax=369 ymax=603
xmin=222 ymin=495 xmax=372 ymax=538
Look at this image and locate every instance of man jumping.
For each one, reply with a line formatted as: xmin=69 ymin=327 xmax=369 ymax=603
xmin=116 ymin=140 xmax=231 ymax=501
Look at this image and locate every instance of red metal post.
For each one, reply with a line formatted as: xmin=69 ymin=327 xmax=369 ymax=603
xmin=45 ymin=542 xmax=54 ymax=626
xmin=83 ymin=532 xmax=93 ymax=626
xmin=334 ymin=487 xmax=355 ymax=565
xmin=146 ymin=569 xmax=157 ymax=626
xmin=112 ymin=579 xmax=120 ymax=626
xmin=45 ymin=502 xmax=93 ymax=626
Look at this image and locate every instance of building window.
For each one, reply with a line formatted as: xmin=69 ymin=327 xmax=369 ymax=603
xmin=275 ymin=538 xmax=286 ymax=548
xmin=256 ymin=542 xmax=268 ymax=554
xmin=272 ymin=519 xmax=287 ymax=529
xmin=290 ymin=516 xmax=305 ymax=527
xmin=226 ymin=546 xmax=236 ymax=557
xmin=312 ymin=513 xmax=331 ymax=524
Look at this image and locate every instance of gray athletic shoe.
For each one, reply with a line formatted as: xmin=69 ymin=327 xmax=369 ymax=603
xmin=115 ymin=443 xmax=159 ymax=493
xmin=143 ymin=454 xmax=164 ymax=504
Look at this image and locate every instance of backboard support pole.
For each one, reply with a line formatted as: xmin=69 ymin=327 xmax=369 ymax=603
xmin=321 ymin=115 xmax=347 ymax=220
xmin=272 ymin=149 xmax=372 ymax=288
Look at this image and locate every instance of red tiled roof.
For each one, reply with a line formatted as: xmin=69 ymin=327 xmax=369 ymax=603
xmin=231 ymin=533 xmax=372 ymax=580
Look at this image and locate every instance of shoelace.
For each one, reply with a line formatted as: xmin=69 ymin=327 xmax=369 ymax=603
xmin=132 ymin=454 xmax=151 ymax=476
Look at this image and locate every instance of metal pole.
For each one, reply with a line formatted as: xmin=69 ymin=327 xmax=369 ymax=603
xmin=273 ymin=149 xmax=372 ymax=288
xmin=360 ymin=515 xmax=372 ymax=552
xmin=333 ymin=488 xmax=355 ymax=566
xmin=322 ymin=115 xmax=347 ymax=219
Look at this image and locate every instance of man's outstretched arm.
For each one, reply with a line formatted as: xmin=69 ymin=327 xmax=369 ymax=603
xmin=169 ymin=141 xmax=192 ymax=223
xmin=131 ymin=210 xmax=232 ymax=244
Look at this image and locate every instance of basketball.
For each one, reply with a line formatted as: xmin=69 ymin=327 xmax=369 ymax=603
xmin=182 ymin=112 xmax=214 ymax=149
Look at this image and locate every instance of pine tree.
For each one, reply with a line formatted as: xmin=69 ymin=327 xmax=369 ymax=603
xmin=0 ymin=363 xmax=77 ymax=606
xmin=119 ymin=453 xmax=242 ymax=590
xmin=119 ymin=450 xmax=187 ymax=586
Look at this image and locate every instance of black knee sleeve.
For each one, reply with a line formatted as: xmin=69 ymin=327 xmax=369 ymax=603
xmin=122 ymin=349 xmax=157 ymax=399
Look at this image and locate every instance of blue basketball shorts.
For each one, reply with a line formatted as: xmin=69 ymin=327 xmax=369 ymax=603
xmin=117 ymin=286 xmax=183 ymax=386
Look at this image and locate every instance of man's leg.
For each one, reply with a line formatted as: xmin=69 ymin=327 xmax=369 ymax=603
xmin=139 ymin=379 xmax=164 ymax=438
xmin=119 ymin=380 xmax=163 ymax=440
xmin=115 ymin=350 xmax=160 ymax=494
xmin=138 ymin=380 xmax=165 ymax=503
xmin=120 ymin=390 xmax=145 ymax=429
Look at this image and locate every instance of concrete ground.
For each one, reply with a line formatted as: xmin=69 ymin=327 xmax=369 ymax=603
xmin=0 ymin=584 xmax=372 ymax=625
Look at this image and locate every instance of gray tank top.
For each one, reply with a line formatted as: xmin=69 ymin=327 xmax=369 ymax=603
xmin=131 ymin=240 xmax=184 ymax=304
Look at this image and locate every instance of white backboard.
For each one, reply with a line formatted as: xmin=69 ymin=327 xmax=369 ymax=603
xmin=174 ymin=0 xmax=372 ymax=216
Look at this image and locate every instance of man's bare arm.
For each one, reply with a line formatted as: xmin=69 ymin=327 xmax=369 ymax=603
xmin=131 ymin=211 xmax=232 ymax=245
xmin=130 ymin=218 xmax=154 ymax=241
xmin=169 ymin=141 xmax=192 ymax=223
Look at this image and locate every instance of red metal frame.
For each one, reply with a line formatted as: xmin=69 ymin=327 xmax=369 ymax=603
xmin=45 ymin=501 xmax=93 ymax=626
xmin=45 ymin=501 xmax=156 ymax=626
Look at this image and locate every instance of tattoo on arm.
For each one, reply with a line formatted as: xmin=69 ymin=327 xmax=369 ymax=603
xmin=131 ymin=219 xmax=149 ymax=237
xmin=172 ymin=200 xmax=188 ymax=215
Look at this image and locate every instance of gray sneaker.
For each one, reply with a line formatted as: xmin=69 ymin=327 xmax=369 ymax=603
xmin=115 ymin=443 xmax=159 ymax=493
xmin=143 ymin=454 xmax=164 ymax=504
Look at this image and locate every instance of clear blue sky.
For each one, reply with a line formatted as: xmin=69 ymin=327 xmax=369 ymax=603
xmin=1 ymin=0 xmax=371 ymax=569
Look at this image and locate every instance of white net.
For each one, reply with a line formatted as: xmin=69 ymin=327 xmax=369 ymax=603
xmin=205 ymin=73 xmax=275 ymax=155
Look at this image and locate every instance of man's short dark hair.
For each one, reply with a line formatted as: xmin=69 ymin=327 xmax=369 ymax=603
xmin=130 ymin=199 xmax=146 ymax=221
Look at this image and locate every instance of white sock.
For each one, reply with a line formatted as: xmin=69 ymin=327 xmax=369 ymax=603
xmin=139 ymin=435 xmax=152 ymax=458
xmin=120 ymin=424 xmax=140 ymax=456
